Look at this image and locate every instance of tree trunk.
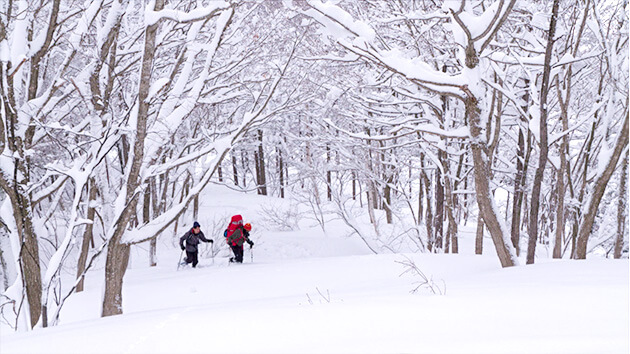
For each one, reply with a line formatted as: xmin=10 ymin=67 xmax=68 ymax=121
xmin=0 ymin=167 xmax=42 ymax=329
xmin=305 ymin=141 xmax=321 ymax=206
xmin=467 ymin=94 xmax=516 ymax=267
xmin=553 ymin=93 xmax=571 ymax=259
xmin=453 ymin=153 xmax=465 ymax=223
xmin=576 ymin=114 xmax=629 ymax=259
xmin=527 ymin=0 xmax=559 ymax=264
xmin=254 ymin=150 xmax=260 ymax=191
xmin=241 ymin=150 xmax=247 ymax=188
xmin=352 ymin=170 xmax=357 ymax=200
xmin=326 ymin=144 xmax=332 ymax=201
xmin=384 ymin=179 xmax=393 ymax=224
xmin=570 ymin=121 xmax=597 ymax=257
xmin=417 ymin=170 xmax=423 ymax=225
xmin=444 ymin=161 xmax=458 ymax=254
xmin=278 ymin=146 xmax=285 ymax=198
xmin=193 ymin=195 xmax=199 ymax=221
xmin=511 ymin=80 xmax=530 ymax=256
xmin=14 ymin=190 xmax=42 ymax=328
xmin=149 ymin=177 xmax=163 ymax=268
xmin=435 ymin=150 xmax=445 ymax=250
xmin=102 ymin=230 xmax=130 ymax=317
xmin=77 ymin=178 xmax=98 ymax=292
xmin=232 ymin=153 xmax=239 ymax=186
xmin=0 ymin=239 xmax=8 ymax=292
xmin=255 ymin=130 xmax=267 ymax=195
xmin=420 ymin=155 xmax=434 ymax=252
xmin=614 ymin=153 xmax=628 ymax=258
xmin=370 ymin=180 xmax=379 ymax=211
xmin=102 ymin=0 xmax=163 ymax=317
xmin=366 ymin=188 xmax=377 ymax=225
xmin=143 ymin=180 xmax=157 ymax=267
xmin=0 ymin=0 xmax=62 ymax=327
xmin=475 ymin=219 xmax=484 ymax=255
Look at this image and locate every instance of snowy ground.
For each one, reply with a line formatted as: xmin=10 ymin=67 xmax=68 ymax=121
xmin=1 ymin=187 xmax=628 ymax=354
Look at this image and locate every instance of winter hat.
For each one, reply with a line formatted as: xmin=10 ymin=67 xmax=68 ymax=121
xmin=193 ymin=221 xmax=200 ymax=228
xmin=244 ymin=223 xmax=252 ymax=231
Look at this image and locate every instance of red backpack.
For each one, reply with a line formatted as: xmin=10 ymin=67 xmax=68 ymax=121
xmin=225 ymin=215 xmax=244 ymax=245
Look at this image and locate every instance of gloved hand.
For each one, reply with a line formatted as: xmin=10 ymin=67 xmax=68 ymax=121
xmin=181 ymin=246 xmax=185 ymax=251
xmin=247 ymin=240 xmax=254 ymax=246
xmin=209 ymin=239 xmax=214 ymax=244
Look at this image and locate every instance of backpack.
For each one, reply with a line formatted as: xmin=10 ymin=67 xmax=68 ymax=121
xmin=225 ymin=215 xmax=245 ymax=246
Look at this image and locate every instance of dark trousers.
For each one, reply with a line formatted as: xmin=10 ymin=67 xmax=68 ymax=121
xmin=229 ymin=244 xmax=244 ymax=263
xmin=185 ymin=251 xmax=199 ymax=267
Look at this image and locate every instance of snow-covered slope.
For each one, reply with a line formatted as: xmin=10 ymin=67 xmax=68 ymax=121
xmin=1 ymin=187 xmax=628 ymax=353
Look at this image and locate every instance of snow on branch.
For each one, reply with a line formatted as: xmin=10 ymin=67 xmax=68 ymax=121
xmin=365 ymin=48 xmax=467 ymax=91
xmin=488 ymin=50 xmax=603 ymax=68
xmin=379 ymin=10 xmax=449 ymax=24
xmin=145 ymin=1 xmax=231 ymax=26
xmin=323 ymin=118 xmax=469 ymax=142
xmin=305 ymin=0 xmax=375 ymax=42
xmin=304 ymin=0 xmax=466 ymax=97
xmin=124 ymin=41 xmax=299 ymax=245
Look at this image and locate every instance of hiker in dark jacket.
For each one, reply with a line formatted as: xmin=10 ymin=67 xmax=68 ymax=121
xmin=225 ymin=215 xmax=253 ymax=263
xmin=180 ymin=221 xmax=213 ymax=268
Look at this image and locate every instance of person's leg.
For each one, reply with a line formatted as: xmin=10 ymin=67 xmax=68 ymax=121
xmin=235 ymin=246 xmax=244 ymax=263
xmin=229 ymin=245 xmax=239 ymax=262
xmin=191 ymin=251 xmax=199 ymax=267
xmin=185 ymin=251 xmax=195 ymax=264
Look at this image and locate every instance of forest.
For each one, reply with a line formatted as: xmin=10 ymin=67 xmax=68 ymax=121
xmin=0 ymin=0 xmax=628 ymax=333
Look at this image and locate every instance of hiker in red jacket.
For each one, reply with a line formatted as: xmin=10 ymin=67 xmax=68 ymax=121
xmin=225 ymin=215 xmax=253 ymax=263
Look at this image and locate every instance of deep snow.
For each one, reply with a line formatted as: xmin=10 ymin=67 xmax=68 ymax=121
xmin=1 ymin=187 xmax=628 ymax=354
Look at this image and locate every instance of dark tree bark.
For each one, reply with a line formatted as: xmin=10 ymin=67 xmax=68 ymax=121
xmin=241 ymin=150 xmax=248 ymax=188
xmin=570 ymin=120 xmax=598 ymax=257
xmin=553 ymin=85 xmax=570 ymax=259
xmin=352 ymin=170 xmax=357 ymax=200
xmin=614 ymin=153 xmax=628 ymax=258
xmin=255 ymin=130 xmax=267 ymax=195
xmin=326 ymin=144 xmax=332 ymax=201
xmin=278 ymin=146 xmax=285 ymax=198
xmin=232 ymin=153 xmax=239 ymax=186
xmin=576 ymin=114 xmax=629 ymax=259
xmin=150 ymin=177 xmax=161 ymax=267
xmin=102 ymin=0 xmax=164 ymax=317
xmin=381 ymin=139 xmax=394 ymax=224
xmin=527 ymin=0 xmax=560 ymax=265
xmin=417 ymin=169 xmax=423 ymax=225
xmin=511 ymin=78 xmax=531 ymax=256
xmin=384 ymin=176 xmax=393 ymax=224
xmin=0 ymin=180 xmax=43 ymax=328
xmin=467 ymin=93 xmax=516 ymax=267
xmin=0 ymin=0 xmax=62 ymax=328
xmin=444 ymin=158 xmax=458 ymax=254
xmin=143 ymin=180 xmax=157 ymax=267
xmin=420 ymin=154 xmax=434 ymax=252
xmin=77 ymin=178 xmax=98 ymax=292
xmin=475 ymin=220 xmax=484 ymax=255
xmin=435 ymin=150 xmax=445 ymax=250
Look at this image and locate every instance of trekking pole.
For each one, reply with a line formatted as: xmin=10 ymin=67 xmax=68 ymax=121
xmin=177 ymin=249 xmax=184 ymax=270
xmin=211 ymin=242 xmax=215 ymax=266
xmin=250 ymin=244 xmax=253 ymax=263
